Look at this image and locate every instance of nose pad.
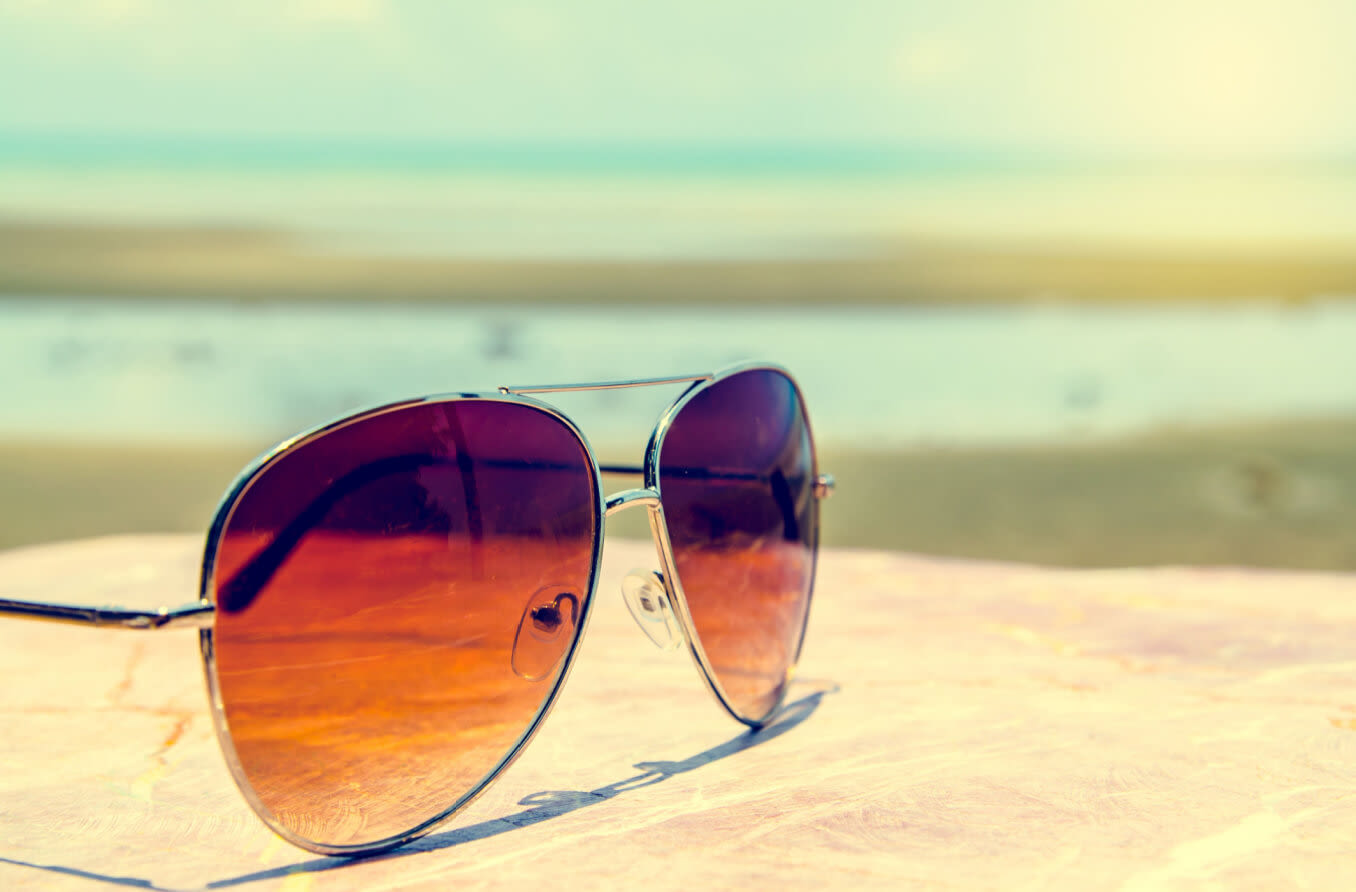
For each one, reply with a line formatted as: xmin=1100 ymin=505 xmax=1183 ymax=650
xmin=511 ymin=584 xmax=581 ymax=682
xmin=620 ymin=569 xmax=684 ymax=651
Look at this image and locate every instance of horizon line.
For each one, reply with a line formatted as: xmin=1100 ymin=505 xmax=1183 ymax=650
xmin=2 ymin=130 xmax=1355 ymax=176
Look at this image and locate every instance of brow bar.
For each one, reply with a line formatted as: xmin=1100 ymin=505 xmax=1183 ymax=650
xmin=0 ymin=597 xmax=214 ymax=629
xmin=499 ymin=373 xmax=711 ymax=395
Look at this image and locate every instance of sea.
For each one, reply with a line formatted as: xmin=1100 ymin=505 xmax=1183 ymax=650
xmin=3 ymin=298 xmax=1356 ymax=452
xmin=2 ymin=139 xmax=1355 ymax=451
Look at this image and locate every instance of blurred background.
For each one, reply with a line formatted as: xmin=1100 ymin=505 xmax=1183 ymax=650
xmin=1 ymin=1 xmax=1354 ymax=568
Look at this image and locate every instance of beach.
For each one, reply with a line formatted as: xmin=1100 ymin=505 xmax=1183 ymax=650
xmin=4 ymin=220 xmax=1356 ymax=305
xmin=4 ymin=413 xmax=1354 ymax=569
xmin=3 ymin=163 xmax=1355 ymax=571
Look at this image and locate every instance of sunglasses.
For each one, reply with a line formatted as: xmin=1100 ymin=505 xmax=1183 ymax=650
xmin=1 ymin=362 xmax=833 ymax=857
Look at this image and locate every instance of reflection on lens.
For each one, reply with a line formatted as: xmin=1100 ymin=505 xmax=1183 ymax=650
xmin=657 ymin=368 xmax=818 ymax=723
xmin=209 ymin=399 xmax=599 ymax=849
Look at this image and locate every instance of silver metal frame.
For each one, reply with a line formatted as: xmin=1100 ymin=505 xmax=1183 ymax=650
xmin=0 ymin=361 xmax=833 ymax=857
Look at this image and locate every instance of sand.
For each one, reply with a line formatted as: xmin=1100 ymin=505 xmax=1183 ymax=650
xmin=4 ymin=416 xmax=1353 ymax=570
xmin=3 ymin=221 xmax=1356 ymax=305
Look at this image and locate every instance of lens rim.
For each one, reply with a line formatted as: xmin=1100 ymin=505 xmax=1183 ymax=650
xmin=196 ymin=393 xmax=606 ymax=857
xmin=643 ymin=362 xmax=821 ymax=729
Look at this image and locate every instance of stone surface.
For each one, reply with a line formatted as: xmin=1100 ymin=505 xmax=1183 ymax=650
xmin=1 ymin=535 xmax=1354 ymax=890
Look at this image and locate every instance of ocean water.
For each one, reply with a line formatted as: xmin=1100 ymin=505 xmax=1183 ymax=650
xmin=3 ymin=145 xmax=1356 ymax=452
xmin=2 ymin=297 xmax=1355 ymax=452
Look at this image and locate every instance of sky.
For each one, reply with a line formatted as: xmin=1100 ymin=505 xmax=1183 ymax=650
xmin=1 ymin=0 xmax=1354 ymax=162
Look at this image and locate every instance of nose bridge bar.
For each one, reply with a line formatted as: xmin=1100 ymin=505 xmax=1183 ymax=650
xmin=499 ymin=373 xmax=711 ymax=395
xmin=605 ymin=488 xmax=660 ymax=516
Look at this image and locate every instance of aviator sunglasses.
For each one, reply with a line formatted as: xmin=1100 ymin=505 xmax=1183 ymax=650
xmin=1 ymin=363 xmax=833 ymax=856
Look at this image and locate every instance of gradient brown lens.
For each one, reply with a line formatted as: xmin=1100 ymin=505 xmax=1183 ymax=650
xmin=657 ymin=368 xmax=817 ymax=723
xmin=208 ymin=399 xmax=599 ymax=850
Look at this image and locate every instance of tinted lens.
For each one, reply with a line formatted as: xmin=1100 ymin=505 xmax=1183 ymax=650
xmin=208 ymin=399 xmax=599 ymax=850
xmin=657 ymin=368 xmax=817 ymax=722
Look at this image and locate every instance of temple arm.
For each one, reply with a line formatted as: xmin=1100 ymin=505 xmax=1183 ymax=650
xmin=0 ymin=596 xmax=213 ymax=629
xmin=0 ymin=464 xmax=834 ymax=629
xmin=215 ymin=453 xmax=478 ymax=614
xmin=218 ymin=459 xmax=834 ymax=613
